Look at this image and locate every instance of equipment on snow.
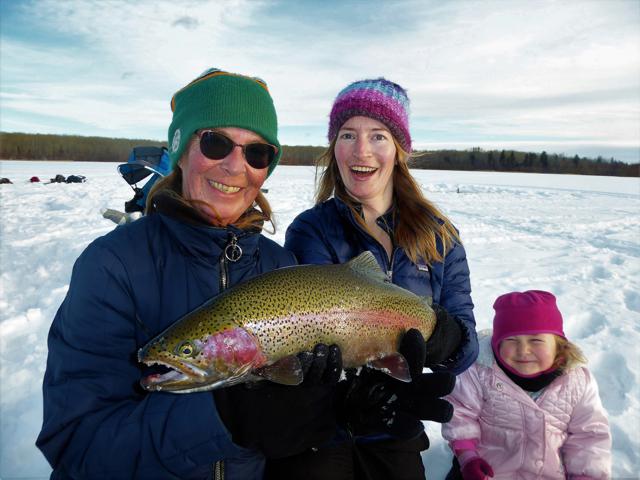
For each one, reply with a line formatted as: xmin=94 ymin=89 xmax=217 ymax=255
xmin=118 ymin=146 xmax=172 ymax=213
xmin=65 ymin=175 xmax=86 ymax=183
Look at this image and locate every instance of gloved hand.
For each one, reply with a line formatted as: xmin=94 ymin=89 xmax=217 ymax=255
xmin=340 ymin=329 xmax=455 ymax=440
xmin=424 ymin=304 xmax=463 ymax=367
xmin=297 ymin=343 xmax=343 ymax=385
xmin=460 ymin=457 xmax=494 ymax=480
xmin=214 ymin=343 xmax=342 ymax=459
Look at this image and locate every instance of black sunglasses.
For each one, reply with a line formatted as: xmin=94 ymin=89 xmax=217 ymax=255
xmin=198 ymin=130 xmax=278 ymax=169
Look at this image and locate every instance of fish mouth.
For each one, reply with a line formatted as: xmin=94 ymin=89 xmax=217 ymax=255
xmin=140 ymin=368 xmax=191 ymax=389
xmin=140 ymin=358 xmax=210 ymax=392
xmin=139 ymin=357 xmax=255 ymax=393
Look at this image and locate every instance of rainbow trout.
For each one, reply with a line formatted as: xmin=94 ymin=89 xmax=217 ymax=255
xmin=138 ymin=251 xmax=436 ymax=393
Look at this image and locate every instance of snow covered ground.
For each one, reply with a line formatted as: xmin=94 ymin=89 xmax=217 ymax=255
xmin=0 ymin=161 xmax=638 ymax=479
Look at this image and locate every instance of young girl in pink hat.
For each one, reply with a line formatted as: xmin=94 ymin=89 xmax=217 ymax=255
xmin=442 ymin=290 xmax=612 ymax=480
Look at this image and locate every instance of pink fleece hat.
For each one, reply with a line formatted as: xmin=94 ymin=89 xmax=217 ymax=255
xmin=491 ymin=290 xmax=565 ymax=356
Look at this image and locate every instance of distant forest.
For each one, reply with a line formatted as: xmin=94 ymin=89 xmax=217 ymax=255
xmin=1 ymin=132 xmax=637 ymax=177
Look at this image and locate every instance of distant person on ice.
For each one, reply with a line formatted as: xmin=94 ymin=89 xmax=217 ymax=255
xmin=36 ymin=68 xmax=343 ymax=479
xmin=442 ymin=290 xmax=611 ymax=480
xmin=277 ymin=77 xmax=479 ymax=479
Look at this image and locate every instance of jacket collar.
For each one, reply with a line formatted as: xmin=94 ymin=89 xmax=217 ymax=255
xmin=153 ymin=190 xmax=263 ymax=232
xmin=494 ymin=354 xmax=562 ymax=392
xmin=476 ymin=330 xmax=496 ymax=368
xmin=333 ymin=196 xmax=396 ymax=234
xmin=152 ymin=193 xmax=262 ymax=260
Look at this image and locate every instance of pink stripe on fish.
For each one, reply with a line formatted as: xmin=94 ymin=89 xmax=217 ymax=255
xmin=202 ymin=327 xmax=267 ymax=367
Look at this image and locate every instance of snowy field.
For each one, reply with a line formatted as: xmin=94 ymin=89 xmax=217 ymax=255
xmin=0 ymin=160 xmax=639 ymax=479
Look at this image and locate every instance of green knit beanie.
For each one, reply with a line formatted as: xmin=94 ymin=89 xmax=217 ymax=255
xmin=168 ymin=68 xmax=282 ymax=177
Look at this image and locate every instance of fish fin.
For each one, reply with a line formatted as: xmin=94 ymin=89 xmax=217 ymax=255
xmin=347 ymin=251 xmax=389 ymax=282
xmin=420 ymin=296 xmax=433 ymax=307
xmin=367 ymin=353 xmax=412 ymax=382
xmin=244 ymin=374 xmax=266 ymax=384
xmin=254 ymin=355 xmax=303 ymax=385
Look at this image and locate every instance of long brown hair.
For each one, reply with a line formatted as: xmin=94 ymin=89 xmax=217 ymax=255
xmin=146 ymin=153 xmax=274 ymax=233
xmin=315 ymin=137 xmax=460 ymax=264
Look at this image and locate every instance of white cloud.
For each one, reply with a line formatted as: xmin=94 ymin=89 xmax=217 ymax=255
xmin=1 ymin=0 xmax=638 ymax=159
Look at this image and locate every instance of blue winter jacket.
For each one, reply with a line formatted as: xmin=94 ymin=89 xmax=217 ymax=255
xmin=284 ymin=197 xmax=478 ymax=375
xmin=36 ymin=209 xmax=296 ymax=479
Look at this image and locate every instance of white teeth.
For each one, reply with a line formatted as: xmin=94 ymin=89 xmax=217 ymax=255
xmin=209 ymin=180 xmax=240 ymax=193
xmin=351 ymin=166 xmax=377 ymax=173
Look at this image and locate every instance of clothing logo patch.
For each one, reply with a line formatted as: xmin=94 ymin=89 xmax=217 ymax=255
xmin=171 ymin=129 xmax=181 ymax=153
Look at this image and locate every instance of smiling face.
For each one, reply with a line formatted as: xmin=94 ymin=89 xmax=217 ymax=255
xmin=180 ymin=127 xmax=269 ymax=225
xmin=498 ymin=333 xmax=558 ymax=376
xmin=334 ymin=116 xmax=397 ymax=211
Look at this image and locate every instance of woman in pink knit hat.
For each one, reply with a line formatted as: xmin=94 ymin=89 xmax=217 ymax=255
xmin=442 ymin=290 xmax=612 ymax=480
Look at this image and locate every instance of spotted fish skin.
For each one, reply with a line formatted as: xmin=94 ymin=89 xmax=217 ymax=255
xmin=138 ymin=251 xmax=437 ymax=393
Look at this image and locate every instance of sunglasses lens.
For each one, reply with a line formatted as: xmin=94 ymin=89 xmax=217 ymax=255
xmin=199 ymin=130 xmax=276 ymax=169
xmin=200 ymin=131 xmax=233 ymax=160
xmin=245 ymin=143 xmax=276 ymax=169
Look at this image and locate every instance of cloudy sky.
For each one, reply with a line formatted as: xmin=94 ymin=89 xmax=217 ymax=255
xmin=1 ymin=0 xmax=639 ymax=162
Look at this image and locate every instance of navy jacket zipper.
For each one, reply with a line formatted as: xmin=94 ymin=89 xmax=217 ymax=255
xmin=215 ymin=230 xmax=243 ymax=479
xmin=350 ymin=210 xmax=396 ymax=282
xmin=219 ymin=232 xmax=242 ymax=291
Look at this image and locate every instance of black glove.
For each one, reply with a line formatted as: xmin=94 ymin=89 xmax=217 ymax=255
xmin=214 ymin=344 xmax=342 ymax=459
xmin=423 ymin=304 xmax=463 ymax=367
xmin=297 ymin=343 xmax=343 ymax=385
xmin=340 ymin=329 xmax=455 ymax=441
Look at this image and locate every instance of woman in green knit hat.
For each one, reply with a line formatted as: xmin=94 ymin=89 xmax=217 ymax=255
xmin=37 ymin=68 xmax=342 ymax=479
xmin=154 ymin=68 xmax=283 ymax=227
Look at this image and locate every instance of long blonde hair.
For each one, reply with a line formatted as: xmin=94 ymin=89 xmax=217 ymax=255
xmin=554 ymin=336 xmax=587 ymax=371
xmin=315 ymin=136 xmax=460 ymax=264
xmin=146 ymin=151 xmax=274 ymax=232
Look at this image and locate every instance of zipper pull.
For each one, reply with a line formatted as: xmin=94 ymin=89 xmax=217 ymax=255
xmin=224 ymin=233 xmax=243 ymax=262
xmin=386 ymin=248 xmax=396 ymax=282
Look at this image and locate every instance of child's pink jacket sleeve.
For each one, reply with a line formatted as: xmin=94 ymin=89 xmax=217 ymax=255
xmin=441 ymin=364 xmax=485 ymax=445
xmin=562 ymin=368 xmax=612 ymax=479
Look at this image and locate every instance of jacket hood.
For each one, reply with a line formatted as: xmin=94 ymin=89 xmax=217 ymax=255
xmin=476 ymin=330 xmax=496 ymax=368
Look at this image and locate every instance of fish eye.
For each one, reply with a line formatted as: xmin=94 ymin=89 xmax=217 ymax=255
xmin=175 ymin=341 xmax=197 ymax=358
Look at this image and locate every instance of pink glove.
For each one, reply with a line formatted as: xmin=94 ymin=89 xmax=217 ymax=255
xmin=461 ymin=457 xmax=494 ymax=480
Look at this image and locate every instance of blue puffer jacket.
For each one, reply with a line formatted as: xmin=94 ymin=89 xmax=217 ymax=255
xmin=36 ymin=209 xmax=296 ymax=479
xmin=284 ymin=197 xmax=478 ymax=375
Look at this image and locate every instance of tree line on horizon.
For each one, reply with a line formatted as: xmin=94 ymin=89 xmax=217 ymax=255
xmin=0 ymin=132 xmax=637 ymax=177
